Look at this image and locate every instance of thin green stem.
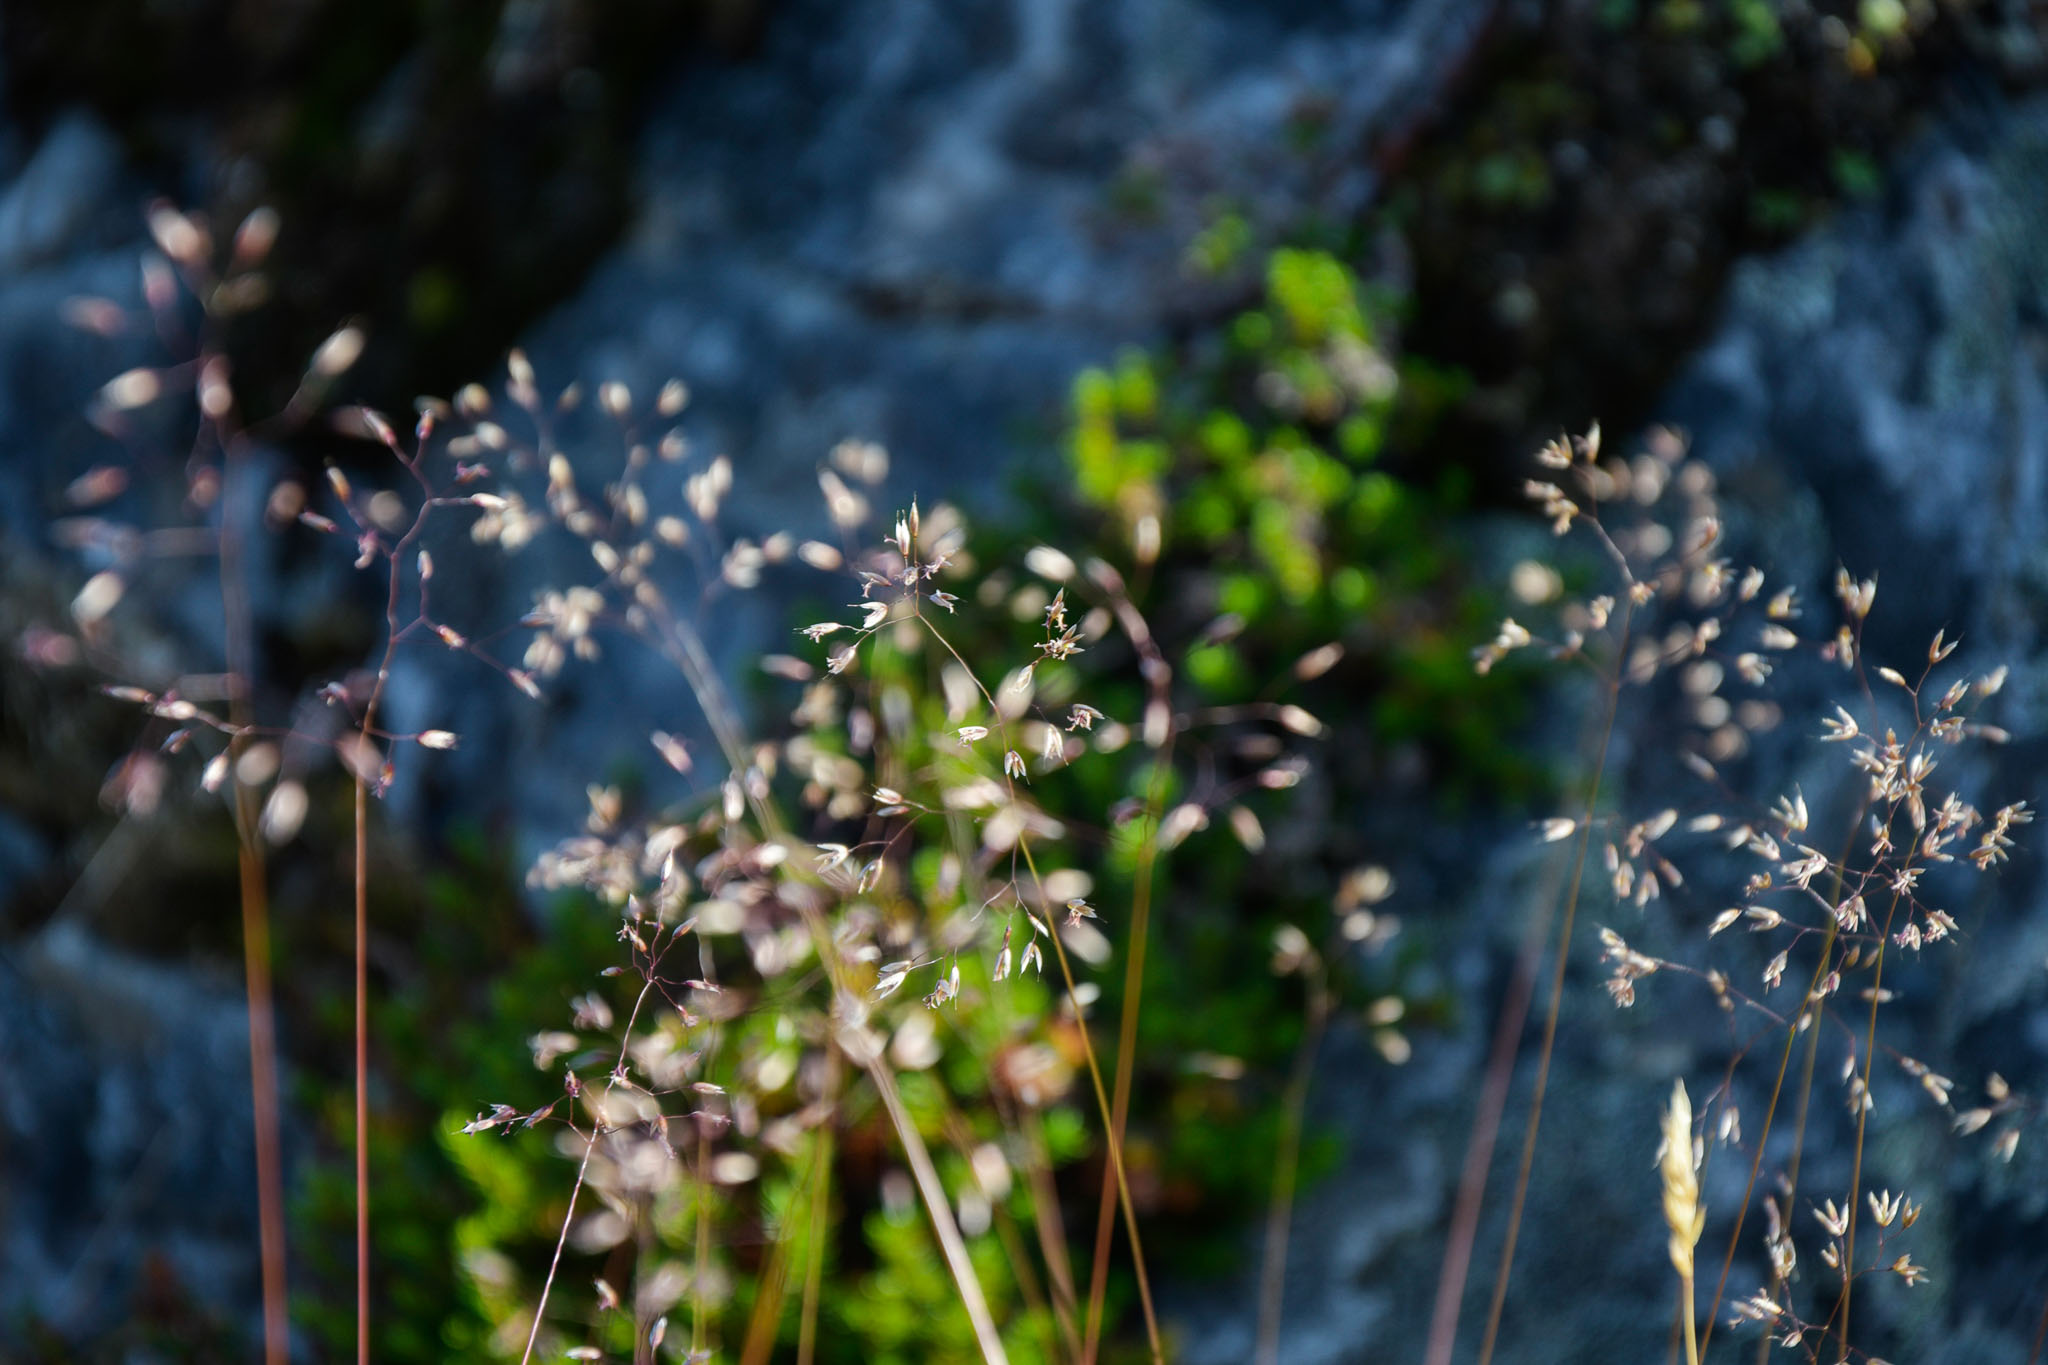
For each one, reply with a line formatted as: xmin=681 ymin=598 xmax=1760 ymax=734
xmin=1025 ymin=838 xmax=1163 ymax=1365
xmin=1256 ymin=965 xmax=1330 ymax=1365
xmin=796 ymin=1045 xmax=840 ymax=1365
xmin=1081 ymin=751 xmax=1170 ymax=1364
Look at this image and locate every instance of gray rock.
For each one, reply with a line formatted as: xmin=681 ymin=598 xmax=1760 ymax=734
xmin=397 ymin=0 xmax=1497 ymax=869
xmin=0 ymin=809 xmax=47 ymax=919
xmin=0 ymin=2 xmax=1500 ymax=1347
xmin=19 ymin=6 xmax=2048 ymax=1360
xmin=0 ymin=919 xmax=277 ymax=1339
xmin=1178 ymin=98 xmax=2048 ymax=1365
xmin=0 ymin=112 xmax=126 ymax=277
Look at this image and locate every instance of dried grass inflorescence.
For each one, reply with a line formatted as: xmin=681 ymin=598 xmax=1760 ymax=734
xmin=52 ymin=186 xmax=1429 ymax=1362
xmin=420 ymin=365 xmax=1381 ymax=1358
xmin=1660 ymin=1079 xmax=1704 ymax=1281
xmin=1474 ymin=425 xmax=2036 ymax=1364
xmin=54 ymin=203 xmax=1394 ymax=1363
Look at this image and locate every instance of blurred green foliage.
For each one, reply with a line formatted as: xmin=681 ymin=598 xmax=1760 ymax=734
xmin=1065 ymin=246 xmax=1527 ymax=792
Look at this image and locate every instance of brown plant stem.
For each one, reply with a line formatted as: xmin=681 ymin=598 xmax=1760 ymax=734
xmin=978 ymin=960 xmax=1082 ymax=1360
xmin=354 ymin=776 xmax=370 ymax=1365
xmin=1017 ymin=1107 xmax=1085 ymax=1361
xmin=1044 ymin=916 xmax=1161 ymax=1364
xmin=1423 ymin=861 xmax=1556 ymax=1365
xmin=233 ymin=793 xmax=289 ymax=1365
xmin=739 ymin=1110 xmax=832 ymax=1365
xmin=216 ymin=436 xmax=290 ymax=1365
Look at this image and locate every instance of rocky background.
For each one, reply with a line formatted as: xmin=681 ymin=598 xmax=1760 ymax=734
xmin=3 ymin=0 xmax=2047 ymax=1359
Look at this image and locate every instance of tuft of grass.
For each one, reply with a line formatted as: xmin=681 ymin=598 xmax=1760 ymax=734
xmin=1445 ymin=425 xmax=2031 ymax=1365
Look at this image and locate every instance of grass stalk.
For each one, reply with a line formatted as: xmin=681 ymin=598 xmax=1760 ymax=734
xmin=795 ymin=1044 xmax=840 ymax=1365
xmin=865 ymin=1054 xmax=1013 ymax=1364
xmin=659 ymin=603 xmax=1015 ymax=1362
xmin=1080 ymin=753 xmax=1169 ymax=1364
xmin=353 ymin=774 xmax=370 ymax=1365
xmin=1043 ymin=901 xmax=1161 ymax=1364
xmin=1255 ymin=961 xmax=1330 ymax=1365
xmin=216 ymin=437 xmax=290 ymax=1365
xmin=1473 ymin=597 xmax=1634 ymax=1365
xmin=231 ymin=792 xmax=289 ymax=1365
xmin=1682 ymin=1271 xmax=1701 ymax=1365
xmin=1837 ymin=883 xmax=1908 ymax=1361
xmin=1423 ymin=844 xmax=1559 ymax=1365
xmin=1022 ymin=839 xmax=1162 ymax=1365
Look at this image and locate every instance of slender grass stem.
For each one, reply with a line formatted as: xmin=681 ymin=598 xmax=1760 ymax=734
xmin=867 ymin=1054 xmax=1013 ymax=1364
xmin=694 ymin=1122 xmax=713 ymax=1354
xmin=1256 ymin=964 xmax=1330 ymax=1365
xmin=216 ymin=438 xmax=290 ymax=1365
xmin=1682 ymin=1269 xmax=1701 ymax=1365
xmin=353 ymin=775 xmax=370 ymax=1365
xmin=1018 ymin=1108 xmax=1085 ymax=1360
xmin=1838 ymin=885 xmax=1908 ymax=1361
xmin=1474 ymin=597 xmax=1634 ymax=1365
xmin=795 ymin=1045 xmax=840 ymax=1365
xmin=1702 ymin=807 xmax=1866 ymax=1365
xmin=1081 ymin=751 xmax=1170 ymax=1364
xmin=1024 ymin=839 xmax=1163 ymax=1365
xmin=521 ymin=975 xmax=661 ymax=1365
xmin=1424 ymin=828 xmax=1560 ymax=1365
xmin=659 ymin=604 xmax=1013 ymax=1362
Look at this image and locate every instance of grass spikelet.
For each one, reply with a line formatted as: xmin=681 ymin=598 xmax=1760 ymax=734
xmin=1662 ymin=1079 xmax=1704 ymax=1365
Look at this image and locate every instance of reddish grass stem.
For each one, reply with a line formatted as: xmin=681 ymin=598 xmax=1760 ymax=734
xmin=354 ymin=777 xmax=370 ymax=1365
xmin=233 ymin=803 xmax=290 ymax=1365
xmin=217 ymin=440 xmax=290 ymax=1365
xmin=1423 ymin=870 xmax=1554 ymax=1365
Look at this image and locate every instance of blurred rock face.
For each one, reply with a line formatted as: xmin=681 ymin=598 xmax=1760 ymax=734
xmin=0 ymin=0 xmax=1492 ymax=1344
xmin=0 ymin=0 xmax=749 ymax=414
xmin=2 ymin=3 xmax=2046 ymax=1359
xmin=1170 ymin=103 xmax=2048 ymax=1365
xmin=428 ymin=0 xmax=1494 ymax=856
xmin=0 ymin=922 xmax=271 ymax=1343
